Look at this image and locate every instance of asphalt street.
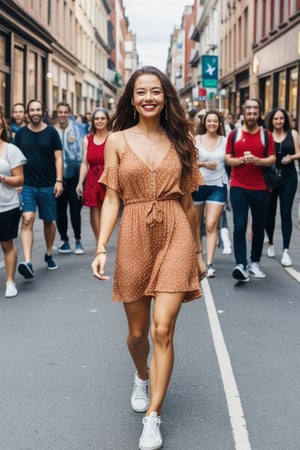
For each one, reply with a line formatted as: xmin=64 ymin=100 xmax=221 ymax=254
xmin=1 ymin=185 xmax=300 ymax=450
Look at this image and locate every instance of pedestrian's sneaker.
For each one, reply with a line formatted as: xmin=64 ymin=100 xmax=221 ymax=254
xmin=249 ymin=262 xmax=266 ymax=278
xmin=139 ymin=412 xmax=162 ymax=450
xmin=5 ymin=281 xmax=18 ymax=298
xmin=222 ymin=246 xmax=232 ymax=255
xmin=220 ymin=227 xmax=232 ymax=255
xmin=131 ymin=372 xmax=149 ymax=413
xmin=58 ymin=241 xmax=71 ymax=253
xmin=206 ymin=264 xmax=216 ymax=278
xmin=281 ymin=249 xmax=292 ymax=267
xmin=232 ymin=264 xmax=249 ymax=282
xmin=18 ymin=261 xmax=34 ymax=279
xmin=74 ymin=241 xmax=84 ymax=255
xmin=267 ymin=245 xmax=275 ymax=258
xmin=44 ymin=254 xmax=58 ymax=270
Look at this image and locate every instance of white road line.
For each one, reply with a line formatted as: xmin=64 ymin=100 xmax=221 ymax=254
xmin=284 ymin=266 xmax=300 ymax=283
xmin=201 ymin=277 xmax=252 ymax=450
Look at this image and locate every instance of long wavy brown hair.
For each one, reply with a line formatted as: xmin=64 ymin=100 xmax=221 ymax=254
xmin=112 ymin=66 xmax=195 ymax=175
xmin=0 ymin=112 xmax=10 ymax=142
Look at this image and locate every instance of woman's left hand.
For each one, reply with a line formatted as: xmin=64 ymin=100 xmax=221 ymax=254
xmin=281 ymin=154 xmax=292 ymax=165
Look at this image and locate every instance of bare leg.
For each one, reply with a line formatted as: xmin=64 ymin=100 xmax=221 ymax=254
xmin=1 ymin=240 xmax=17 ymax=282
xmin=148 ymin=292 xmax=184 ymax=415
xmin=19 ymin=212 xmax=35 ymax=262
xmin=90 ymin=207 xmax=101 ymax=242
xmin=205 ymin=203 xmax=225 ymax=265
xmin=123 ymin=297 xmax=152 ymax=380
xmin=194 ymin=203 xmax=204 ymax=252
xmin=43 ymin=220 xmax=56 ymax=255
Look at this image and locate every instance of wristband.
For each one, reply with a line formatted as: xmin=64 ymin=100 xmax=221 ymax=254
xmin=94 ymin=251 xmax=108 ymax=256
xmin=56 ymin=179 xmax=63 ymax=183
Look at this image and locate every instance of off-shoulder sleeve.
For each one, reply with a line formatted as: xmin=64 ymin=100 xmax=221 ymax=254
xmin=98 ymin=165 xmax=120 ymax=192
xmin=180 ymin=149 xmax=205 ymax=193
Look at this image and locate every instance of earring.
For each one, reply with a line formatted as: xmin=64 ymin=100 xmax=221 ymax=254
xmin=133 ymin=106 xmax=136 ymax=120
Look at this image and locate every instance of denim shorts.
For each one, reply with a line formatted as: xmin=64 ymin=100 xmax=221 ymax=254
xmin=192 ymin=184 xmax=227 ymax=205
xmin=21 ymin=185 xmax=57 ymax=221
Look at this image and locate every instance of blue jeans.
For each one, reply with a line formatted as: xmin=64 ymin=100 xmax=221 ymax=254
xmin=230 ymin=187 xmax=270 ymax=267
xmin=265 ymin=173 xmax=298 ymax=249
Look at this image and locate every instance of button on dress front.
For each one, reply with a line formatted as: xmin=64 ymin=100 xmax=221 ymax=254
xmin=99 ymin=133 xmax=204 ymax=303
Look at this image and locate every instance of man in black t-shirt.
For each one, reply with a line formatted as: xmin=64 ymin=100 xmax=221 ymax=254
xmin=15 ymin=99 xmax=63 ymax=278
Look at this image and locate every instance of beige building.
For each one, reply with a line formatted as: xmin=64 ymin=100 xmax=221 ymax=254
xmin=0 ymin=0 xmax=138 ymax=118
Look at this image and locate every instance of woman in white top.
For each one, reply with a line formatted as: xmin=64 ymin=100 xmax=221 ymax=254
xmin=192 ymin=110 xmax=228 ymax=277
xmin=0 ymin=112 xmax=26 ymax=297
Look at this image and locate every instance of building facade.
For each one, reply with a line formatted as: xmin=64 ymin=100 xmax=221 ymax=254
xmin=168 ymin=0 xmax=300 ymax=127
xmin=0 ymin=0 xmax=136 ymax=118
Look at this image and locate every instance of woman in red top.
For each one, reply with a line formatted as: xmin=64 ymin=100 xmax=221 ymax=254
xmin=76 ymin=108 xmax=111 ymax=241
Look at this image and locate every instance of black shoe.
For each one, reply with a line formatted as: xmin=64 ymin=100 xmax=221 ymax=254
xmin=44 ymin=254 xmax=58 ymax=270
xmin=18 ymin=262 xmax=34 ymax=279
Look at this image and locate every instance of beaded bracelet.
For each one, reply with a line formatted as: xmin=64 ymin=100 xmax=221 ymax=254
xmin=94 ymin=250 xmax=108 ymax=257
xmin=195 ymin=249 xmax=203 ymax=254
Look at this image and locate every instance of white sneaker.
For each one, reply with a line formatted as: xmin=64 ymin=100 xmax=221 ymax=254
xmin=281 ymin=249 xmax=292 ymax=267
xmin=221 ymin=227 xmax=232 ymax=255
xmin=131 ymin=372 xmax=149 ymax=413
xmin=5 ymin=281 xmax=18 ymax=298
xmin=249 ymin=262 xmax=266 ymax=278
xmin=206 ymin=264 xmax=216 ymax=278
xmin=232 ymin=264 xmax=249 ymax=282
xmin=267 ymin=245 xmax=275 ymax=258
xmin=139 ymin=412 xmax=162 ymax=450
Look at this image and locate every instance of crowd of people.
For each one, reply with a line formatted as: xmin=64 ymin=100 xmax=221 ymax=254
xmin=0 ymin=100 xmax=110 ymax=297
xmin=1 ymin=65 xmax=300 ymax=449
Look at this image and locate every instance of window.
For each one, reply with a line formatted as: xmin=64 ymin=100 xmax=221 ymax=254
xmin=288 ymin=67 xmax=298 ymax=118
xmin=278 ymin=71 xmax=286 ymax=108
xmin=28 ymin=51 xmax=37 ymax=99
xmin=264 ymin=78 xmax=272 ymax=113
xmin=13 ymin=47 xmax=25 ymax=105
xmin=0 ymin=35 xmax=7 ymax=64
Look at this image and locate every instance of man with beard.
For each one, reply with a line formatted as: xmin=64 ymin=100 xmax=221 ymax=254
xmin=15 ymin=99 xmax=63 ymax=278
xmin=225 ymin=98 xmax=276 ymax=282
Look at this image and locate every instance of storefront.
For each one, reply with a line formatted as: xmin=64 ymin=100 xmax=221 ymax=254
xmin=255 ymin=24 xmax=300 ymax=127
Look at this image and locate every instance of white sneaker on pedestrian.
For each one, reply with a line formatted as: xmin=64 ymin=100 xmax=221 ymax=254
xmin=281 ymin=249 xmax=292 ymax=267
xmin=232 ymin=264 xmax=249 ymax=282
xmin=206 ymin=264 xmax=216 ymax=278
xmin=131 ymin=372 xmax=149 ymax=413
xmin=74 ymin=241 xmax=84 ymax=255
xmin=249 ymin=262 xmax=266 ymax=278
xmin=267 ymin=245 xmax=275 ymax=258
xmin=139 ymin=412 xmax=162 ymax=450
xmin=5 ymin=281 xmax=18 ymax=298
xmin=220 ymin=227 xmax=232 ymax=255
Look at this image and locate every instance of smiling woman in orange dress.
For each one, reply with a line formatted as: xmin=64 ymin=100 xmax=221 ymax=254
xmin=91 ymin=66 xmax=205 ymax=450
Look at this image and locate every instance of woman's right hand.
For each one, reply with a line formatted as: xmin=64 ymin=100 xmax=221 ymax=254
xmin=76 ymin=182 xmax=83 ymax=198
xmin=91 ymin=254 xmax=110 ymax=280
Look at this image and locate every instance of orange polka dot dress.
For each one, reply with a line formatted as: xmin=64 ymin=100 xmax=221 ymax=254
xmin=99 ymin=133 xmax=204 ymax=303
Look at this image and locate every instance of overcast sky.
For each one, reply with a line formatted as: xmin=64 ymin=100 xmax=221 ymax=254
xmin=123 ymin=0 xmax=191 ymax=72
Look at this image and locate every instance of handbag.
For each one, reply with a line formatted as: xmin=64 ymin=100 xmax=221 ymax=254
xmin=263 ymin=165 xmax=284 ymax=190
xmin=260 ymin=129 xmax=284 ymax=190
